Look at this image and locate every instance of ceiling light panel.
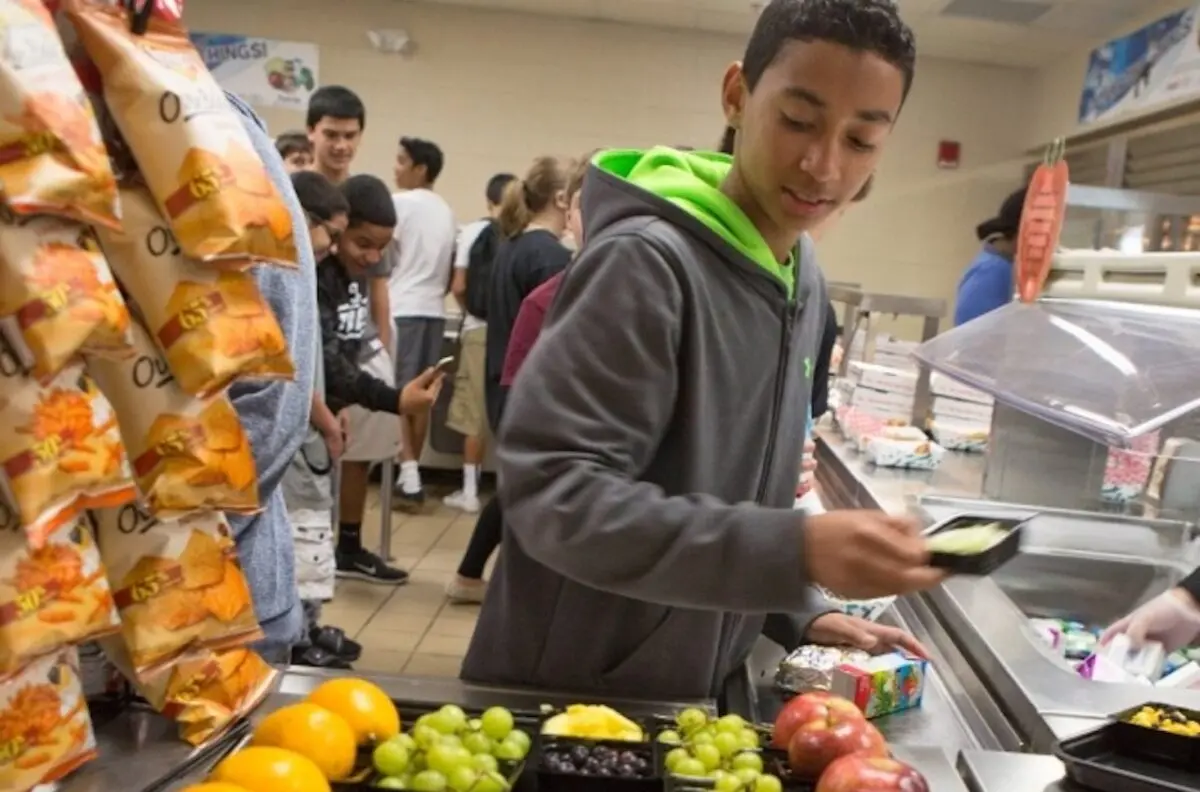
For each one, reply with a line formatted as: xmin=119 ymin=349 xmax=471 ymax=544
xmin=940 ymin=0 xmax=1053 ymax=25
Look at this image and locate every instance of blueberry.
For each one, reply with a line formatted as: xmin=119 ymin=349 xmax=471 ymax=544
xmin=618 ymin=751 xmax=640 ymax=765
xmin=570 ymin=745 xmax=590 ymax=764
xmin=617 ymin=763 xmax=637 ymax=777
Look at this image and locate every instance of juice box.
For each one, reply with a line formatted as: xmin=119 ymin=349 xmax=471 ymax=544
xmin=830 ymin=653 xmax=927 ymax=719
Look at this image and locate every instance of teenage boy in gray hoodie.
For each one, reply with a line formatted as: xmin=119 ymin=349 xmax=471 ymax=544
xmin=463 ymin=0 xmax=943 ymax=699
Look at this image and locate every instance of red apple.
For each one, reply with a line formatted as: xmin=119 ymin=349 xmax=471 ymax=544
xmin=772 ymin=692 xmax=866 ymax=748
xmin=788 ymin=718 xmax=887 ymax=780
xmin=816 ymin=754 xmax=930 ymax=792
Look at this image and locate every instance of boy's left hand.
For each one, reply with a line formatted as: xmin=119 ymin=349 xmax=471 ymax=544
xmin=804 ymin=612 xmax=929 ymax=658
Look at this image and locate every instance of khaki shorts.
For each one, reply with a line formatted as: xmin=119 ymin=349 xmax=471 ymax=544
xmin=344 ymin=351 xmax=403 ymax=462
xmin=447 ymin=326 xmax=487 ymax=438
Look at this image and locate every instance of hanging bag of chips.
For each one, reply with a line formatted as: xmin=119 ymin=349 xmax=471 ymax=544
xmin=0 ymin=350 xmax=136 ymax=548
xmin=62 ymin=0 xmax=297 ymax=267
xmin=91 ymin=505 xmax=261 ymax=675
xmin=0 ymin=516 xmax=119 ymax=675
xmin=0 ymin=212 xmax=133 ymax=381
xmin=85 ymin=319 xmax=259 ymax=517
xmin=96 ymin=186 xmax=294 ymax=397
xmin=0 ymin=0 xmax=120 ymax=229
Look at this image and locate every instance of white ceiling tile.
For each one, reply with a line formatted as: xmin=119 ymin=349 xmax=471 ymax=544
xmin=1031 ymin=2 xmax=1143 ymax=36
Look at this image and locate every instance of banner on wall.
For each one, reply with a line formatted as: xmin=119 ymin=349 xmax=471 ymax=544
xmin=1078 ymin=5 xmax=1200 ymax=125
xmin=189 ymin=33 xmax=319 ymax=110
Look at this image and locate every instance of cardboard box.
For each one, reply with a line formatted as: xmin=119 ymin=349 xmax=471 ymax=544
xmin=831 ymin=653 xmax=927 ymax=719
xmin=932 ymin=395 xmax=993 ymax=425
xmin=930 ymin=372 xmax=993 ymax=406
xmin=848 ymin=361 xmax=917 ymax=396
xmin=848 ymin=385 xmax=914 ymax=421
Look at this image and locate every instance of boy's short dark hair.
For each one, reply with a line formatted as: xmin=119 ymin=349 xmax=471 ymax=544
xmin=291 ymin=171 xmax=348 ymax=222
xmin=743 ymin=0 xmax=916 ymax=100
xmin=341 ymin=174 xmax=397 ymax=228
xmin=485 ymin=173 xmax=517 ymax=206
xmin=276 ymin=130 xmax=311 ymax=159
xmin=307 ymin=85 xmax=366 ymax=130
xmin=399 ymin=136 xmax=445 ymax=184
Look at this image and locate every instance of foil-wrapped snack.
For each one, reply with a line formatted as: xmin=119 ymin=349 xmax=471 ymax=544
xmin=775 ymin=644 xmax=871 ymax=695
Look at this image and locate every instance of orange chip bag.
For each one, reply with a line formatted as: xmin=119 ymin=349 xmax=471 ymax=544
xmin=92 ymin=506 xmax=262 ymax=674
xmin=86 ymin=320 xmax=259 ymax=517
xmin=101 ymin=641 xmax=276 ymax=746
xmin=96 ymin=186 xmax=294 ymax=397
xmin=0 ymin=213 xmax=133 ymax=380
xmin=0 ymin=0 xmax=120 ymax=229
xmin=0 ymin=355 xmax=136 ymax=547
xmin=63 ymin=1 xmax=297 ymax=267
xmin=0 ymin=646 xmax=98 ymax=792
xmin=0 ymin=516 xmax=119 ymax=676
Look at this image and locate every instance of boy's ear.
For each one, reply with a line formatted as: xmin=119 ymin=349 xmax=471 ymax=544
xmin=721 ymin=62 xmax=747 ymax=132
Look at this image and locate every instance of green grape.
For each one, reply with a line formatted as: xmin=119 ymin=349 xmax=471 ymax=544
xmin=373 ymin=741 xmax=411 ymax=777
xmin=415 ymin=714 xmax=436 ymax=730
xmin=673 ymin=757 xmax=707 ymax=777
xmin=439 ymin=705 xmax=468 ymax=733
xmin=438 ymin=734 xmax=463 ymax=749
xmin=446 ymin=766 xmax=478 ymax=792
xmin=713 ymin=731 xmax=740 ymax=758
xmin=462 ymin=731 xmax=492 ymax=755
xmin=425 ymin=744 xmax=472 ymax=777
xmin=657 ymin=729 xmax=682 ymax=745
xmin=409 ymin=771 xmax=448 ymax=792
xmin=467 ymin=718 xmax=483 ymax=731
xmin=691 ymin=729 xmax=715 ymax=746
xmin=714 ymin=776 xmax=745 ymax=792
xmin=716 ymin=715 xmax=746 ymax=733
xmin=754 ymin=775 xmax=783 ymax=792
xmin=376 ymin=778 xmax=408 ymax=790
xmin=731 ymin=752 xmax=764 ymax=773
xmin=504 ymin=729 xmax=531 ymax=754
xmin=471 ymin=771 xmax=511 ymax=792
xmin=676 ymin=707 xmax=709 ymax=734
xmin=737 ymin=728 xmax=760 ymax=750
xmin=694 ymin=743 xmax=722 ymax=771
xmin=394 ymin=733 xmax=419 ymax=753
xmin=665 ymin=747 xmax=691 ymax=772
xmin=733 ymin=767 xmax=761 ymax=785
xmin=471 ymin=754 xmax=499 ymax=774
xmin=412 ymin=725 xmax=440 ymax=750
xmin=493 ymin=737 xmax=525 ymax=761
xmin=480 ymin=707 xmax=515 ymax=740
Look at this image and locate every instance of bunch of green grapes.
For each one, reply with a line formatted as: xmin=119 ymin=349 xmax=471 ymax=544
xmin=659 ymin=708 xmax=783 ymax=792
xmin=372 ymin=705 xmax=531 ymax=791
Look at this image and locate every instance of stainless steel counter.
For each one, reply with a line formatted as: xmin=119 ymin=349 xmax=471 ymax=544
xmin=815 ymin=426 xmax=1200 ymax=753
xmin=957 ymin=750 xmax=1069 ymax=792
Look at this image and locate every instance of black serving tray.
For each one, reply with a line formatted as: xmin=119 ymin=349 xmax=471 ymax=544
xmin=1108 ymin=703 xmax=1200 ymax=770
xmin=925 ymin=514 xmax=1025 ymax=575
xmin=1054 ymin=722 xmax=1200 ymax=792
xmin=538 ymin=737 xmax=659 ymax=792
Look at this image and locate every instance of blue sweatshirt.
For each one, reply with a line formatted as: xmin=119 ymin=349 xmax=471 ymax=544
xmin=954 ymin=244 xmax=1013 ymax=326
xmin=225 ymin=94 xmax=317 ymax=649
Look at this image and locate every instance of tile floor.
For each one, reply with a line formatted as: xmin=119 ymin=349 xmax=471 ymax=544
xmin=322 ymin=484 xmax=487 ymax=678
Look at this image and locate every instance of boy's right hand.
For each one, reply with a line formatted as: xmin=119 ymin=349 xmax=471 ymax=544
xmin=399 ymin=367 xmax=444 ymax=415
xmin=804 ymin=510 xmax=946 ymax=599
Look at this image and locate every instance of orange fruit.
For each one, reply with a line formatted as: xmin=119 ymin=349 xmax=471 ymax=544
xmin=252 ymin=703 xmax=357 ymax=780
xmin=179 ymin=785 xmax=252 ymax=792
xmin=210 ymin=746 xmax=331 ymax=792
xmin=307 ymin=678 xmax=400 ymax=744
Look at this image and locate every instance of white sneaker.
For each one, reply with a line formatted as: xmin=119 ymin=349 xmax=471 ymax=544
xmin=445 ymin=576 xmax=487 ymax=604
xmin=444 ymin=490 xmax=481 ymax=514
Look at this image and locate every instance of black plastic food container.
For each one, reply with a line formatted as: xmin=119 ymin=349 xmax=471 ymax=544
xmin=925 ymin=514 xmax=1026 ymax=575
xmin=1055 ymin=720 xmax=1200 ymax=792
xmin=1108 ymin=703 xmax=1200 ymax=770
xmin=538 ymin=737 xmax=660 ymax=791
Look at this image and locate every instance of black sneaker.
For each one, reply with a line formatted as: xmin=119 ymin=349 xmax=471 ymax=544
xmin=392 ymin=484 xmax=426 ymax=513
xmin=310 ymin=625 xmax=363 ymax=662
xmin=336 ymin=549 xmax=410 ymax=585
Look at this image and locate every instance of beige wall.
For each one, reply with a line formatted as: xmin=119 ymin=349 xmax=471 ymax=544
xmin=186 ymin=0 xmax=1037 ymax=334
xmin=1026 ymin=0 xmax=1195 ymax=149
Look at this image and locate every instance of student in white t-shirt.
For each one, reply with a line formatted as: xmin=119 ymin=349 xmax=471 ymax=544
xmin=378 ymin=137 xmax=458 ymax=510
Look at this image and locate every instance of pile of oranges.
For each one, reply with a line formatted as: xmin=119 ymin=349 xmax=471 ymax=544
xmin=183 ymin=677 xmax=401 ymax=792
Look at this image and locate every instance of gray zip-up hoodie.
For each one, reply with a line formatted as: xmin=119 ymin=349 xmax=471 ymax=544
xmin=461 ymin=148 xmax=832 ymax=699
xmin=225 ymin=94 xmax=317 ymax=652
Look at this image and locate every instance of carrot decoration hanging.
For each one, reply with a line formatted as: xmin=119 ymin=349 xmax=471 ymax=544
xmin=1015 ymin=137 xmax=1070 ymax=303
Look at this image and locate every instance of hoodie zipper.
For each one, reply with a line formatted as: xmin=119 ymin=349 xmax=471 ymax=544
xmin=755 ymin=304 xmax=794 ymax=503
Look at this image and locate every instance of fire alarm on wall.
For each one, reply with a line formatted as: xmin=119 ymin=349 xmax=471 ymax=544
xmin=938 ymin=140 xmax=961 ymax=169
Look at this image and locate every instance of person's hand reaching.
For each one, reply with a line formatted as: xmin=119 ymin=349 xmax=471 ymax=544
xmin=804 ymin=510 xmax=946 ymax=599
xmin=1102 ymin=588 xmax=1200 ymax=653
xmin=399 ymin=367 xmax=444 ymax=415
xmin=804 ymin=613 xmax=930 ymax=658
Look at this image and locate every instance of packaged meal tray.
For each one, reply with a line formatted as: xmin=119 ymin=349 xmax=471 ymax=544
xmin=91 ymin=506 xmax=262 ymax=677
xmin=0 ymin=213 xmax=133 ymax=382
xmin=0 ymin=515 xmax=119 ymax=676
xmin=63 ymin=0 xmax=298 ymax=267
xmin=1054 ymin=711 xmax=1200 ymax=792
xmin=924 ymin=514 xmax=1026 ymax=575
xmin=0 ymin=356 xmax=136 ymax=547
xmin=0 ymin=0 xmax=121 ymax=230
xmin=1112 ymin=703 xmax=1200 ymax=768
xmin=85 ymin=319 xmax=260 ymax=519
xmin=95 ymin=186 xmax=294 ymax=397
